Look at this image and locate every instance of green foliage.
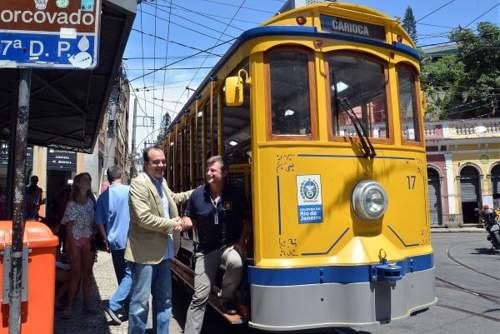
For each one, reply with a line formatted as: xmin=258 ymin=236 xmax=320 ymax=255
xmin=421 ymin=22 xmax=500 ymax=120
xmin=403 ymin=6 xmax=417 ymax=43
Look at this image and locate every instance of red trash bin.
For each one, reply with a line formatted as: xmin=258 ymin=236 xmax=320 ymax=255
xmin=0 ymin=221 xmax=58 ymax=334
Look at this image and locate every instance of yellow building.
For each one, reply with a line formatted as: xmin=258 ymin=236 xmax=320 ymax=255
xmin=426 ymin=118 xmax=500 ymax=226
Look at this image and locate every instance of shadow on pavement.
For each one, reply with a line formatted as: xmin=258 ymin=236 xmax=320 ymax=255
xmin=471 ymin=247 xmax=500 ymax=255
xmin=54 ymin=273 xmax=111 ymax=334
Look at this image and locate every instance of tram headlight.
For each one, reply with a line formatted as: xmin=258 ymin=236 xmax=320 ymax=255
xmin=351 ymin=180 xmax=388 ymax=221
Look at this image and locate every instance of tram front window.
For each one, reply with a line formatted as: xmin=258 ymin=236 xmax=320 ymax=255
xmin=328 ymin=53 xmax=389 ymax=139
xmin=398 ymin=65 xmax=421 ymax=142
xmin=267 ymin=49 xmax=312 ymax=136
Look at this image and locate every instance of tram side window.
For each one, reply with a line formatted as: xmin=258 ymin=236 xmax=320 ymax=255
xmin=267 ymin=49 xmax=312 ymax=136
xmin=398 ymin=65 xmax=421 ymax=142
xmin=182 ymin=125 xmax=190 ymax=190
xmin=194 ymin=106 xmax=204 ymax=185
xmin=327 ymin=53 xmax=389 ymax=139
xmin=212 ymin=92 xmax=219 ymax=155
xmin=222 ymin=61 xmax=250 ymax=165
xmin=168 ymin=134 xmax=174 ymax=190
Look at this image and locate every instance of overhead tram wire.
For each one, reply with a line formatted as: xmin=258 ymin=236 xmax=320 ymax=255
xmin=194 ymin=0 xmax=274 ymax=15
xmin=155 ymin=0 xmax=248 ymax=32
xmin=140 ymin=2 xmax=148 ymax=124
xmin=159 ymin=0 xmax=173 ymax=124
xmin=416 ymin=0 xmax=457 ymax=23
xmin=159 ymin=0 xmax=260 ymax=25
xmin=177 ymin=0 xmax=248 ymax=113
xmin=136 ymin=8 xmax=232 ymax=41
xmin=131 ymin=29 xmax=223 ymax=57
xmin=464 ymin=2 xmax=500 ymax=28
xmin=123 ymin=65 xmax=149 ymax=118
xmin=133 ymin=96 xmax=178 ymax=116
xmin=123 ymin=55 xmax=221 ymax=60
xmin=152 ymin=0 xmax=159 ymax=128
xmin=417 ymin=40 xmax=456 ymax=48
xmin=129 ymin=38 xmax=236 ymax=83
xmin=417 ymin=3 xmax=500 ymax=48
xmin=417 ymin=22 xmax=455 ymax=29
xmin=125 ymin=67 xmax=213 ymax=71
xmin=141 ymin=3 xmax=238 ymax=39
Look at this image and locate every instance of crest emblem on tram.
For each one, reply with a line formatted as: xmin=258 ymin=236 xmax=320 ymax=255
xmin=300 ymin=179 xmax=319 ymax=201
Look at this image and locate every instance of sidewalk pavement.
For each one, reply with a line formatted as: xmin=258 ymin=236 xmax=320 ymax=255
xmin=431 ymin=226 xmax=485 ymax=233
xmin=54 ymin=251 xmax=183 ymax=334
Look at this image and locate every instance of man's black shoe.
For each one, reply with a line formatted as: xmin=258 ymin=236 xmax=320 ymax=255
xmin=104 ymin=306 xmax=122 ymax=325
xmin=222 ymin=301 xmax=238 ymax=315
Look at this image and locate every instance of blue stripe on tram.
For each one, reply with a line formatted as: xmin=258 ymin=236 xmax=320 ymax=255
xmin=248 ymin=253 xmax=433 ymax=286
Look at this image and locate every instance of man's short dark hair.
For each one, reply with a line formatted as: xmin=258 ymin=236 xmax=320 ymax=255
xmin=143 ymin=145 xmax=163 ymax=163
xmin=107 ymin=166 xmax=123 ymax=183
xmin=206 ymin=155 xmax=228 ymax=172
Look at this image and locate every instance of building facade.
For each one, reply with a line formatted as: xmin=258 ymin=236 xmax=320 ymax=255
xmin=426 ymin=118 xmax=500 ymax=226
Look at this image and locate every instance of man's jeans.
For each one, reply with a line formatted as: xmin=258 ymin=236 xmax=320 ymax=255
xmin=111 ymin=249 xmax=127 ymax=284
xmin=128 ymin=259 xmax=172 ymax=334
xmin=109 ymin=263 xmax=132 ymax=313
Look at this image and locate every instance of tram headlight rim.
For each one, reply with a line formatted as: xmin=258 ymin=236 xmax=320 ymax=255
xmin=351 ymin=180 xmax=388 ymax=221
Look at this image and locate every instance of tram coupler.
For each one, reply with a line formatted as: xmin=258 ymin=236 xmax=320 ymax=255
xmin=370 ymin=260 xmax=403 ymax=282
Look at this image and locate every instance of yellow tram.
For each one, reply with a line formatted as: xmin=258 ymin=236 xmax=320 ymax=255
xmin=165 ymin=2 xmax=436 ymax=331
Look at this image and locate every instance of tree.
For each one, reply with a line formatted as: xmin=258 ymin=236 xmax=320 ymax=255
xmin=421 ymin=22 xmax=499 ymax=120
xmin=403 ymin=6 xmax=417 ymax=43
xmin=156 ymin=112 xmax=171 ymax=144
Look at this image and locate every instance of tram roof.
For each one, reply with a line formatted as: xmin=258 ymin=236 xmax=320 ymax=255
xmin=0 ymin=0 xmax=136 ymax=153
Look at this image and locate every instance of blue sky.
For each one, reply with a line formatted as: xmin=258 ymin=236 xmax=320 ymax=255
xmin=124 ymin=0 xmax=499 ymax=148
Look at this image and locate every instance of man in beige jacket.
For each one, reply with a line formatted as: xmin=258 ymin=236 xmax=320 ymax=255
xmin=125 ymin=145 xmax=192 ymax=334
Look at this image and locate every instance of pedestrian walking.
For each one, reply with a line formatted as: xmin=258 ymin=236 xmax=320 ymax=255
xmin=60 ymin=172 xmax=96 ymax=319
xmin=25 ymin=175 xmax=44 ymax=219
xmin=96 ymin=166 xmax=131 ymax=325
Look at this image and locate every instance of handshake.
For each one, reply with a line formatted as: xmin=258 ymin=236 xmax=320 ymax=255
xmin=173 ymin=216 xmax=192 ymax=232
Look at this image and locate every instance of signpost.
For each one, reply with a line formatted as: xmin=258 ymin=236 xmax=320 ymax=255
xmin=0 ymin=0 xmax=101 ymax=69
xmin=0 ymin=1 xmax=101 ymax=332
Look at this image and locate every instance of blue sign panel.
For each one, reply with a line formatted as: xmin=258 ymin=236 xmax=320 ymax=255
xmin=298 ymin=205 xmax=323 ymax=223
xmin=0 ymin=0 xmax=101 ymax=69
xmin=0 ymin=32 xmax=96 ymax=68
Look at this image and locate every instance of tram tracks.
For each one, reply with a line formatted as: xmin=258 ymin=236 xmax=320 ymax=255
xmin=434 ymin=242 xmax=500 ymax=323
xmin=446 ymin=247 xmax=500 ymax=282
xmin=435 ymin=276 xmax=500 ymax=323
xmin=435 ymin=244 xmax=500 ymax=303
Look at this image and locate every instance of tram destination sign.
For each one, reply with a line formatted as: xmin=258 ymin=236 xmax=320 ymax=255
xmin=0 ymin=0 xmax=101 ymax=69
xmin=320 ymin=15 xmax=386 ymax=41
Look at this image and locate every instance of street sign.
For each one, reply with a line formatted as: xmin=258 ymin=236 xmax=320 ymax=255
xmin=0 ymin=0 xmax=101 ymax=69
xmin=47 ymin=149 xmax=76 ymax=171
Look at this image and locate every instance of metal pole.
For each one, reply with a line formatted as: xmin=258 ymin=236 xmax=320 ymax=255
xmin=9 ymin=69 xmax=32 ymax=334
xmin=130 ymin=98 xmax=138 ymax=178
